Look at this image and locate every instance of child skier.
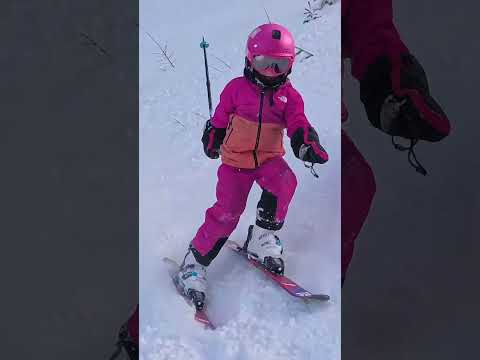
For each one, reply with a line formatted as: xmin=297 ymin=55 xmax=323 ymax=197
xmin=176 ymin=23 xmax=329 ymax=306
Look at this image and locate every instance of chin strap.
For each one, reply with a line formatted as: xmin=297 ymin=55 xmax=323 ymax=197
xmin=391 ymin=137 xmax=427 ymax=176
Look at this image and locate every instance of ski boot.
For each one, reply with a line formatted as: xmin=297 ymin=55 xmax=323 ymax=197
xmin=175 ymin=246 xmax=207 ymax=310
xmin=244 ymin=224 xmax=285 ymax=275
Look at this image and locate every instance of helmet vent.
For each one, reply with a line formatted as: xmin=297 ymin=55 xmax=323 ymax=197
xmin=272 ymin=30 xmax=281 ymax=40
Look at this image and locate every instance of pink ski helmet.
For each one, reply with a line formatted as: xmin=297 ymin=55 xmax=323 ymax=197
xmin=246 ymin=23 xmax=296 ymax=77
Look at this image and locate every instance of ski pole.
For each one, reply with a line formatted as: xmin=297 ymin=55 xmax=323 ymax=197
xmin=200 ymin=37 xmax=213 ymax=120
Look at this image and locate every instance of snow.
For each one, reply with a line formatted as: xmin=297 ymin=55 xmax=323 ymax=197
xmin=140 ymin=1 xmax=341 ymax=359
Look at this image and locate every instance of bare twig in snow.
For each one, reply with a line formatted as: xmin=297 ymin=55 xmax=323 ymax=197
xmin=295 ymin=46 xmax=314 ymax=61
xmin=209 ymin=65 xmax=224 ymax=73
xmin=171 ymin=116 xmax=186 ymax=128
xmin=153 ymin=46 xmax=176 ymax=71
xmin=193 ymin=112 xmax=208 ymax=120
xmin=303 ymin=0 xmax=337 ymax=23
xmin=143 ymin=30 xmax=175 ymax=68
xmin=212 ymin=54 xmax=232 ymax=69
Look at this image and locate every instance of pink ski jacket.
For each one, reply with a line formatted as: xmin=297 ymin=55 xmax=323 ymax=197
xmin=211 ymin=77 xmax=312 ymax=169
xmin=342 ymin=0 xmax=408 ymax=79
xmin=341 ymin=0 xmax=409 ymax=122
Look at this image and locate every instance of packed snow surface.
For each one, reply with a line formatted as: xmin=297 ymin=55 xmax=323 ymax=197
xmin=140 ymin=1 xmax=340 ymax=359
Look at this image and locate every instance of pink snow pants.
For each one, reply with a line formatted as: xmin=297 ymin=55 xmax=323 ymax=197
xmin=341 ymin=131 xmax=376 ymax=282
xmin=191 ymin=156 xmax=297 ymax=265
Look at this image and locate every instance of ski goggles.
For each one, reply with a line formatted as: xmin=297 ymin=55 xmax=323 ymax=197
xmin=252 ymin=55 xmax=291 ymax=76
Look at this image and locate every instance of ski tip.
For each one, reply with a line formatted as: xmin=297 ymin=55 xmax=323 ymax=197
xmin=204 ymin=321 xmax=216 ymax=330
xmin=195 ymin=311 xmax=216 ymax=330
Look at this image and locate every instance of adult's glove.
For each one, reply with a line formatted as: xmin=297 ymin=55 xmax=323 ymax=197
xmin=291 ymin=126 xmax=328 ymax=164
xmin=201 ymin=119 xmax=226 ymax=159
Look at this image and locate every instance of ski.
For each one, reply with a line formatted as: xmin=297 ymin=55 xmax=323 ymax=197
xmin=226 ymin=240 xmax=330 ymax=301
xmin=163 ymin=257 xmax=216 ymax=330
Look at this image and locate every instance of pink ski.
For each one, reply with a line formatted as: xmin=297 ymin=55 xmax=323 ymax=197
xmin=194 ymin=310 xmax=215 ymax=330
xmin=226 ymin=241 xmax=330 ymax=301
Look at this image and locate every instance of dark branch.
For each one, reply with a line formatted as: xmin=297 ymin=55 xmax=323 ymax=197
xmin=143 ymin=30 xmax=175 ymax=68
xmin=212 ymin=54 xmax=232 ymax=69
xmin=295 ymin=46 xmax=314 ymax=60
xmin=79 ymin=32 xmax=112 ymax=59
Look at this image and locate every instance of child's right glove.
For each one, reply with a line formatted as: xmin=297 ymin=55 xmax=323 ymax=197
xmin=291 ymin=126 xmax=329 ymax=164
xmin=201 ymin=119 xmax=226 ymax=159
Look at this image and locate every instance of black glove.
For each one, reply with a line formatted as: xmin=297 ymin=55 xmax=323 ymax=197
xmin=291 ymin=126 xmax=328 ymax=164
xmin=201 ymin=120 xmax=226 ymax=159
xmin=360 ymin=54 xmax=450 ymax=142
xmin=360 ymin=54 xmax=451 ymax=175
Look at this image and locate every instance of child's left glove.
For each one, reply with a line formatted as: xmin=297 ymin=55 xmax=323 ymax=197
xmin=360 ymin=53 xmax=450 ymax=142
xmin=201 ymin=119 xmax=226 ymax=159
xmin=291 ymin=126 xmax=329 ymax=164
xmin=360 ymin=53 xmax=451 ymax=175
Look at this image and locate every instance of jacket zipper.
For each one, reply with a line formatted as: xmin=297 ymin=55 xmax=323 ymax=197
xmin=253 ymin=90 xmax=265 ymax=168
xmin=224 ymin=119 xmax=234 ymax=144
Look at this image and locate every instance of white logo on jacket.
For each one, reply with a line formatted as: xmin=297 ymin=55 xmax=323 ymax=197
xmin=278 ymin=96 xmax=288 ymax=103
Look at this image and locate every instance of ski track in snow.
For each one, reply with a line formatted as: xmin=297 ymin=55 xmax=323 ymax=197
xmin=140 ymin=1 xmax=340 ymax=359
